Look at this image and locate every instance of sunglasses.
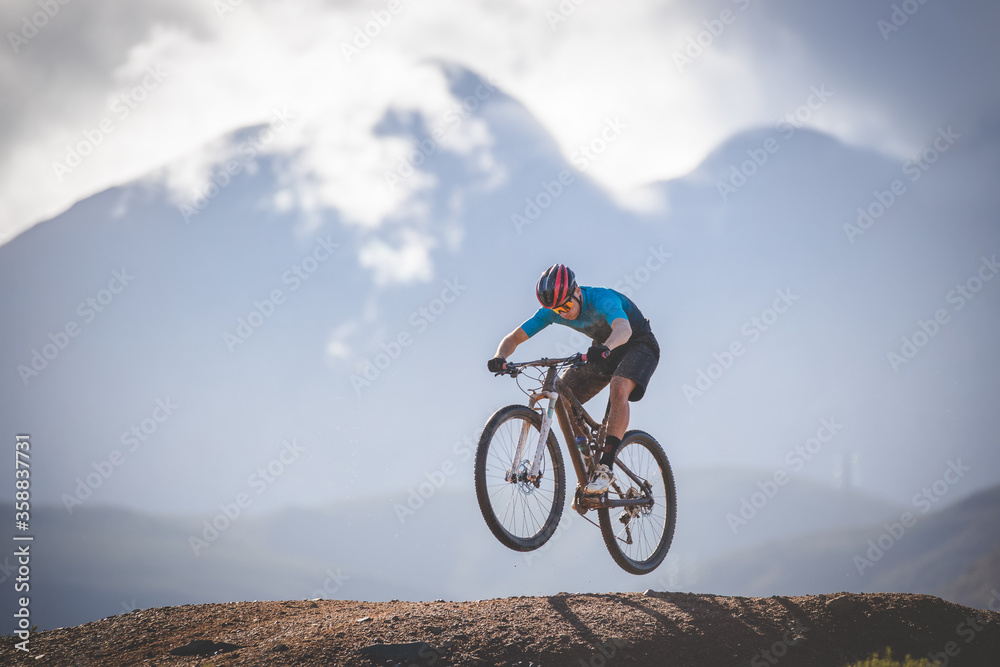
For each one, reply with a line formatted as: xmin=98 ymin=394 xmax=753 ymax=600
xmin=552 ymin=298 xmax=574 ymax=314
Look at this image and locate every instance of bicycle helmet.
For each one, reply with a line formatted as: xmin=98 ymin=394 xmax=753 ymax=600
xmin=536 ymin=263 xmax=577 ymax=308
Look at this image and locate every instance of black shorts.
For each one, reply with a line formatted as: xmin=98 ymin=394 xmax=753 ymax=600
xmin=559 ymin=331 xmax=660 ymax=404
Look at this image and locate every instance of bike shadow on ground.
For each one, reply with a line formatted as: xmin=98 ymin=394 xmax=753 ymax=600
xmin=544 ymin=593 xmax=684 ymax=646
xmin=646 ymin=592 xmax=821 ymax=665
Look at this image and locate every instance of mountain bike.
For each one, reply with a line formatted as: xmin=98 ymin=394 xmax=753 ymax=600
xmin=474 ymin=354 xmax=676 ymax=574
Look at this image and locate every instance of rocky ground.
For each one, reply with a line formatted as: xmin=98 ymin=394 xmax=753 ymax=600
xmin=3 ymin=592 xmax=999 ymax=666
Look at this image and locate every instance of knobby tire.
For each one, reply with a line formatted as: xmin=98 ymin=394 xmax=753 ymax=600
xmin=475 ymin=404 xmax=566 ymax=552
xmin=598 ymin=430 xmax=676 ymax=574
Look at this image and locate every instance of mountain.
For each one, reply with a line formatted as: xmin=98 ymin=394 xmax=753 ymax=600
xmin=945 ymin=541 xmax=1000 ymax=610
xmin=2 ymin=64 xmax=1000 ymax=638
xmin=2 ymin=65 xmax=999 ymax=520
xmin=675 ymin=467 xmax=904 ymax=557
xmin=698 ymin=484 xmax=1000 ymax=609
xmin=8 ymin=475 xmax=985 ymax=631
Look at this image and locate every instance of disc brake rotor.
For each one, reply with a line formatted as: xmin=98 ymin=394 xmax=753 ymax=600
xmin=506 ymin=460 xmax=542 ymax=494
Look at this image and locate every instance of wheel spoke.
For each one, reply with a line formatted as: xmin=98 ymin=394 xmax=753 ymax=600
xmin=475 ymin=407 xmax=565 ymax=551
xmin=598 ymin=432 xmax=676 ymax=573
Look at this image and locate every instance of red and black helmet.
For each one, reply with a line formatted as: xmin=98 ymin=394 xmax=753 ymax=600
xmin=536 ymin=264 xmax=577 ymax=308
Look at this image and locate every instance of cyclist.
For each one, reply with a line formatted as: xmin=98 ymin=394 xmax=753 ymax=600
xmin=487 ymin=263 xmax=660 ymax=495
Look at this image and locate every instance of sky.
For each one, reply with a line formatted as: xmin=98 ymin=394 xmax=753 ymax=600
xmin=4 ymin=0 xmax=997 ymax=251
xmin=2 ymin=0 xmax=1000 ymax=630
xmin=1 ymin=0 xmax=997 ymax=484
xmin=0 ymin=0 xmax=998 ymax=520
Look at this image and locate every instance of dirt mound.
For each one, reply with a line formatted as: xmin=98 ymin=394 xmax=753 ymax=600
xmin=3 ymin=591 xmax=998 ymax=666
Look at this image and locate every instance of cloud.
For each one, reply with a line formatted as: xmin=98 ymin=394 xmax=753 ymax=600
xmin=1 ymin=0 xmax=996 ymax=247
xmin=358 ymin=227 xmax=436 ymax=285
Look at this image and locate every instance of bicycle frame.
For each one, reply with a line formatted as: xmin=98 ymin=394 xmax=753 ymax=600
xmin=509 ymin=360 xmax=653 ymax=511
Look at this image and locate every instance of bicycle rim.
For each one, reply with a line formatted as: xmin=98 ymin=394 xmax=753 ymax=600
xmin=474 ymin=405 xmax=566 ymax=552
xmin=598 ymin=430 xmax=676 ymax=574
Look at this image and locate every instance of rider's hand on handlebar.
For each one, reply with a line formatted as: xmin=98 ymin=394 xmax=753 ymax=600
xmin=487 ymin=356 xmax=507 ymax=373
xmin=586 ymin=344 xmax=610 ymax=363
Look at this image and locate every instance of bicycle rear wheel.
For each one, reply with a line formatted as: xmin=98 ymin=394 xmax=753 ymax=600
xmin=475 ymin=404 xmax=566 ymax=552
xmin=598 ymin=430 xmax=676 ymax=574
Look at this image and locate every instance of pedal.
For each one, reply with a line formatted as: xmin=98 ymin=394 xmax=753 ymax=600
xmin=573 ymin=488 xmax=605 ymax=513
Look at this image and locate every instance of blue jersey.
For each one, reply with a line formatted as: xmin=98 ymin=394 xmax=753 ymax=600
xmin=519 ymin=286 xmax=651 ymax=344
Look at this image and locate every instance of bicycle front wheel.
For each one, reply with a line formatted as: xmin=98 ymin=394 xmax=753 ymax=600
xmin=475 ymin=404 xmax=566 ymax=552
xmin=598 ymin=430 xmax=676 ymax=574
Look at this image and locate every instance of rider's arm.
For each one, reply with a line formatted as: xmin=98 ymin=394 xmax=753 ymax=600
xmin=603 ymin=317 xmax=632 ymax=350
xmin=496 ymin=327 xmax=529 ymax=359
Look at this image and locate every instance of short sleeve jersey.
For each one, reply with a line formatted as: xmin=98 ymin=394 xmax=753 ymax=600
xmin=519 ymin=286 xmax=650 ymax=344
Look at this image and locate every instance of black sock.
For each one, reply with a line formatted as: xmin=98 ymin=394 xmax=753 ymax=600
xmin=600 ymin=435 xmax=622 ymax=468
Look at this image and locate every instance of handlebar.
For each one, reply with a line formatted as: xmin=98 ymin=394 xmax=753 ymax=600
xmin=495 ymin=353 xmax=585 ymax=377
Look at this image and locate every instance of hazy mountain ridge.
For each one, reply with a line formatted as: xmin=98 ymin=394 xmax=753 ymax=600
xmin=2 ymin=64 xmax=998 ymax=516
xmin=3 ymin=64 xmax=1000 ymax=638
xmin=698 ymin=483 xmax=1000 ymax=610
xmin=13 ymin=477 xmax=999 ymax=631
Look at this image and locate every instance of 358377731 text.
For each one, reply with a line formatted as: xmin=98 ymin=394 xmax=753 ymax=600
xmin=13 ymin=433 xmax=33 ymax=652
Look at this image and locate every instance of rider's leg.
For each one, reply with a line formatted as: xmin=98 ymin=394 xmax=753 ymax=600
xmin=601 ymin=376 xmax=636 ymax=468
xmin=556 ymin=363 xmax=610 ymax=442
xmin=607 ymin=376 xmax=635 ymax=439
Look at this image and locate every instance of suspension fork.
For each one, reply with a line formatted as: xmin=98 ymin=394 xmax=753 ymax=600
xmin=530 ymin=378 xmax=590 ymax=488
xmin=526 ymin=390 xmax=559 ymax=482
xmin=507 ymin=366 xmax=560 ymax=483
xmin=504 ymin=390 xmax=558 ymax=484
